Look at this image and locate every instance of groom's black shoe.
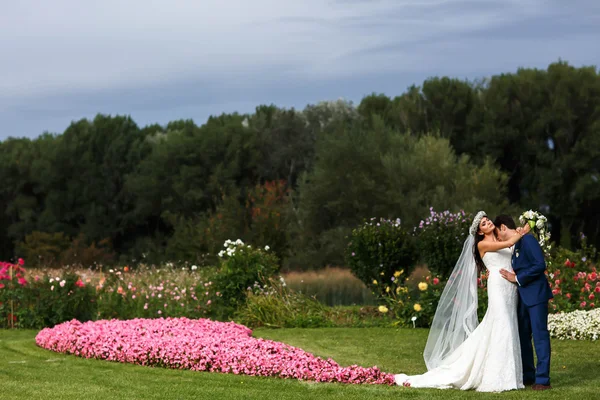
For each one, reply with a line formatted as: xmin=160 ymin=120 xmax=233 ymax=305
xmin=523 ymin=381 xmax=535 ymax=386
xmin=532 ymin=384 xmax=552 ymax=391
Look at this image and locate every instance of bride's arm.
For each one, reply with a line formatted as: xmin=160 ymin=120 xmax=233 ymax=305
xmin=478 ymin=224 xmax=531 ymax=254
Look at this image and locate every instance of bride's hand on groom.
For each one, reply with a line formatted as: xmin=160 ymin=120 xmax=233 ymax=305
xmin=500 ymin=269 xmax=517 ymax=283
xmin=517 ymin=224 xmax=532 ymax=236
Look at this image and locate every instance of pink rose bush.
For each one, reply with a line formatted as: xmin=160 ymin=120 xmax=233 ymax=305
xmin=36 ymin=317 xmax=395 ymax=385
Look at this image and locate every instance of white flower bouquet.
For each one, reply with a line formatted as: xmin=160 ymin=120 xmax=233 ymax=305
xmin=519 ymin=210 xmax=551 ymax=247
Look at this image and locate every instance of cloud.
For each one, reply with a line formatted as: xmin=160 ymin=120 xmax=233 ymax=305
xmin=0 ymin=0 xmax=598 ymax=138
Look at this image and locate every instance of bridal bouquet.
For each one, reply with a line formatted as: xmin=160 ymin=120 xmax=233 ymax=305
xmin=519 ymin=210 xmax=551 ymax=247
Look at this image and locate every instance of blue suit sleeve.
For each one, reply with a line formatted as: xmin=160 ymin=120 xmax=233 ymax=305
xmin=515 ymin=235 xmax=547 ymax=287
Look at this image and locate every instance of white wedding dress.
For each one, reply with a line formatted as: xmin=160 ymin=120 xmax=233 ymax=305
xmin=395 ymin=247 xmax=524 ymax=392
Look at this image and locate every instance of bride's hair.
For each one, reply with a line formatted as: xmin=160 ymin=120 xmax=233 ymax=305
xmin=473 ymin=233 xmax=486 ymax=275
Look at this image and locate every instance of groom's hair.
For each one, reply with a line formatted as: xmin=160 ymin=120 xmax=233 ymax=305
xmin=494 ymin=215 xmax=517 ymax=230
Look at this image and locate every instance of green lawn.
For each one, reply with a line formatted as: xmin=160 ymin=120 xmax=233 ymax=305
xmin=1 ymin=327 xmax=598 ymax=399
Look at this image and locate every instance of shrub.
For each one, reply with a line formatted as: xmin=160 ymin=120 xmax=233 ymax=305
xmin=346 ymin=218 xmax=417 ymax=297
xmin=375 ymin=272 xmax=488 ymax=328
xmin=546 ymin=234 xmax=598 ymax=313
xmin=60 ymin=233 xmax=116 ymax=268
xmin=15 ymin=232 xmax=70 ymax=268
xmin=0 ymin=260 xmax=96 ymax=329
xmin=235 ymin=277 xmax=330 ymax=328
xmin=212 ymin=239 xmax=279 ymax=318
xmin=414 ymin=208 xmax=472 ymax=280
xmin=236 ymin=277 xmax=391 ymax=328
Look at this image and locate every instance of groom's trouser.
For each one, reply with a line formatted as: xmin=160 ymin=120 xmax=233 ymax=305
xmin=518 ymin=297 xmax=551 ymax=386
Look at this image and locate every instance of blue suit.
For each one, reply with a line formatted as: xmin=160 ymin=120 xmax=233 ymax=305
xmin=512 ymin=234 xmax=553 ymax=386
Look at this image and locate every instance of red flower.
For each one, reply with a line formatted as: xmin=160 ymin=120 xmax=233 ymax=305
xmin=0 ymin=283 xmax=4 ymax=289
xmin=433 ymin=278 xmax=440 ymax=285
xmin=17 ymin=258 xmax=24 ymax=266
xmin=18 ymin=277 xmax=27 ymax=286
xmin=580 ymin=301 xmax=587 ymax=308
xmin=595 ymin=287 xmax=600 ymax=293
xmin=564 ymin=259 xmax=571 ymax=267
xmin=589 ymin=294 xmax=595 ymax=300
xmin=554 ymin=279 xmax=560 ymax=286
xmin=124 ymin=266 xmax=130 ymax=272
xmin=566 ymin=293 xmax=572 ymax=299
xmin=591 ymin=303 xmax=596 ymax=308
xmin=589 ymin=272 xmax=598 ymax=281
xmin=75 ymin=279 xmax=85 ymax=288
xmin=552 ymin=289 xmax=560 ymax=295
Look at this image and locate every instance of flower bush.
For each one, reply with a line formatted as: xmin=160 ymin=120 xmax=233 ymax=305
xmin=414 ymin=208 xmax=472 ymax=280
xmin=548 ymin=308 xmax=600 ymax=340
xmin=96 ymin=264 xmax=216 ymax=320
xmin=546 ymin=235 xmax=598 ymax=313
xmin=35 ymin=317 xmax=395 ymax=385
xmin=346 ymin=218 xmax=417 ymax=297
xmin=1 ymin=259 xmax=96 ymax=328
xmin=212 ymin=239 xmax=280 ymax=318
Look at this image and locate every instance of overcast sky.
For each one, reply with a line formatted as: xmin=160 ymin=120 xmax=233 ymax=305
xmin=1 ymin=0 xmax=598 ymax=140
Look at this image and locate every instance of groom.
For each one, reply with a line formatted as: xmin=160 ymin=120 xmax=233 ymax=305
xmin=494 ymin=215 xmax=553 ymax=391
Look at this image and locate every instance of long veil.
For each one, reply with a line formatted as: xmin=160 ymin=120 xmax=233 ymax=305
xmin=422 ymin=234 xmax=479 ymax=370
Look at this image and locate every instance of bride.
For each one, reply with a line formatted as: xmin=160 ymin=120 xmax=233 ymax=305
xmin=394 ymin=211 xmax=530 ymax=392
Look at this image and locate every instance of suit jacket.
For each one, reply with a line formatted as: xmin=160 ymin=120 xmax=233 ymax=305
xmin=512 ymin=234 xmax=553 ymax=307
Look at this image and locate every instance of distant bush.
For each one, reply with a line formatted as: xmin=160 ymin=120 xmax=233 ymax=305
xmin=211 ymin=239 xmax=280 ymax=318
xmin=346 ymin=218 xmax=417 ymax=297
xmin=414 ymin=208 xmax=472 ymax=280
xmin=15 ymin=232 xmax=70 ymax=268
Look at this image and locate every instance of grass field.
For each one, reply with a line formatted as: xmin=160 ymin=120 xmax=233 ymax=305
xmin=1 ymin=327 xmax=598 ymax=399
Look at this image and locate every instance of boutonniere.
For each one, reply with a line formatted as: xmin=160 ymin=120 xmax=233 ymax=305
xmin=514 ymin=248 xmax=520 ymax=258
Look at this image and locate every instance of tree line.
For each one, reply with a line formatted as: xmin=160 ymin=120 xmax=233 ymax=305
xmin=1 ymin=61 xmax=598 ymax=269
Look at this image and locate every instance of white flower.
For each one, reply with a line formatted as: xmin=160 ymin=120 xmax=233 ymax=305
xmin=264 ymin=245 xmax=270 ymax=251
xmin=191 ymin=265 xmax=198 ymax=271
xmin=49 ymin=278 xmax=54 ymax=283
xmin=109 ymin=269 xmax=114 ymax=273
xmin=59 ymin=280 xmax=66 ymax=287
xmin=50 ymin=285 xmax=54 ymax=291
xmin=218 ymin=250 xmax=225 ymax=258
xmin=548 ymin=309 xmax=600 ymax=341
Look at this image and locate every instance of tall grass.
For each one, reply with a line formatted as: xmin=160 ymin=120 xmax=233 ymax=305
xmin=283 ymin=267 xmax=376 ymax=306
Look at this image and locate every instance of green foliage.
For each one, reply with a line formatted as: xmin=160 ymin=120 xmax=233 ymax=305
xmin=1 ymin=61 xmax=599 ymax=269
xmin=59 ymin=233 xmax=116 ymax=268
xmin=546 ymin=235 xmax=598 ymax=313
xmin=0 ymin=262 xmax=95 ymax=329
xmin=15 ymin=231 xmax=70 ymax=267
xmin=19 ymin=272 xmax=97 ymax=328
xmin=346 ymin=218 xmax=417 ymax=297
xmin=211 ymin=240 xmax=280 ymax=318
xmin=235 ymin=277 xmax=330 ymax=328
xmin=415 ymin=209 xmax=473 ymax=280
xmin=377 ymin=274 xmax=489 ymax=328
